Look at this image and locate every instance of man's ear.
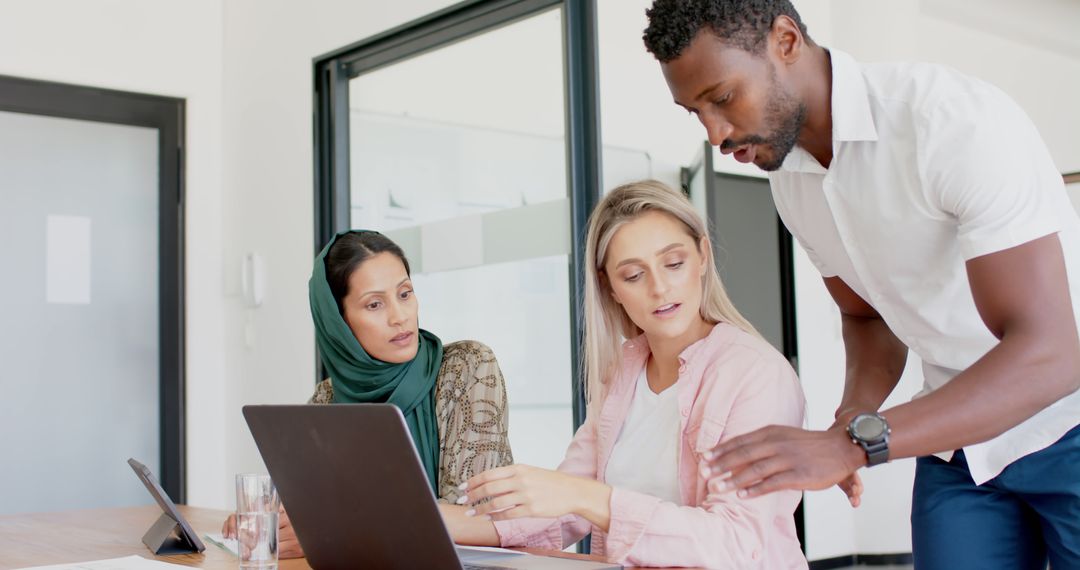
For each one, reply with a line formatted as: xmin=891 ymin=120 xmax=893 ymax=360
xmin=770 ymin=14 xmax=805 ymax=65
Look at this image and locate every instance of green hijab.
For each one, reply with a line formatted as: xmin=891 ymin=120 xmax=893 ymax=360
xmin=309 ymin=230 xmax=443 ymax=490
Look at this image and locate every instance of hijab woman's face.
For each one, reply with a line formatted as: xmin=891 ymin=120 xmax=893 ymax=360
xmin=341 ymin=252 xmax=420 ymax=363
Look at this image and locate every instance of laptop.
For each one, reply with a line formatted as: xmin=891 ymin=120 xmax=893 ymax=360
xmin=243 ymin=404 xmax=621 ymax=570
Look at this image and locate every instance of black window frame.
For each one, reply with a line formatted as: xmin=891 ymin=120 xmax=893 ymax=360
xmin=312 ymin=0 xmax=602 ymax=430
xmin=0 ymin=74 xmax=187 ymax=502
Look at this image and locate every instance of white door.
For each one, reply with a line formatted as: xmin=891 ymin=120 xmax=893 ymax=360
xmin=0 ymin=109 xmax=162 ymax=514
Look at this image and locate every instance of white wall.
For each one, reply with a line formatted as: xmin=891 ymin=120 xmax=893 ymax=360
xmin=216 ymin=0 xmax=464 ymax=505
xmin=831 ymin=0 xmax=1080 ymax=174
xmin=0 ymin=0 xmax=229 ymax=508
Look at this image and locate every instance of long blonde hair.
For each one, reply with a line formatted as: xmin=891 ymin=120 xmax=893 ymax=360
xmin=583 ymin=180 xmax=760 ymax=406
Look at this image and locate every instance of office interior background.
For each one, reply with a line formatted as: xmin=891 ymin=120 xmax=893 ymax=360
xmin=1 ymin=0 xmax=1078 ymax=565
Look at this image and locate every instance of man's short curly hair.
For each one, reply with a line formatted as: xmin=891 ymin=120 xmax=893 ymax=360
xmin=643 ymin=0 xmax=810 ymax=63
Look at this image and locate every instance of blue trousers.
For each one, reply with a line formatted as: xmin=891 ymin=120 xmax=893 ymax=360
xmin=911 ymin=424 xmax=1080 ymax=570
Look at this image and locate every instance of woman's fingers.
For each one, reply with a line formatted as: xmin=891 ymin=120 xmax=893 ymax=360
xmin=462 ymin=465 xmax=519 ymax=493
xmin=458 ymin=478 xmax=517 ymax=505
xmin=279 ymin=535 xmax=305 ymax=559
xmin=226 ymin=506 xmax=300 ymax=555
xmin=469 ymin=492 xmax=525 ymax=517
xmin=221 ymin=514 xmax=236 ymax=539
xmin=277 ymin=507 xmax=301 ymax=554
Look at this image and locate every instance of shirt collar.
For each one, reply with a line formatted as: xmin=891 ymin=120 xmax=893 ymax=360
xmin=778 ymin=146 xmax=827 ymax=174
xmin=829 ymin=48 xmax=878 ymax=143
xmin=778 ymin=48 xmax=877 ymax=174
xmin=622 ymin=322 xmax=736 ymax=367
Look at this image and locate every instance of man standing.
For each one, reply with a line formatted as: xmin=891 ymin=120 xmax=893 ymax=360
xmin=643 ymin=1 xmax=1080 ymax=568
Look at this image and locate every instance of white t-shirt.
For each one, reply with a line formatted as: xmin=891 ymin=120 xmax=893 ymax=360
xmin=604 ymin=367 xmax=682 ymax=504
xmin=769 ymin=49 xmax=1080 ymax=484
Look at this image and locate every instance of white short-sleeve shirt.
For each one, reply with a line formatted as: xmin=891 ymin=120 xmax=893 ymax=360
xmin=769 ymin=49 xmax=1080 ymax=485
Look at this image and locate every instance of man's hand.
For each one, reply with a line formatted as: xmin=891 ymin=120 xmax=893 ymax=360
xmin=831 ymin=406 xmax=872 ymax=508
xmin=706 ymin=425 xmax=867 ymax=498
xmin=222 ymin=504 xmax=304 ymax=559
xmin=837 ymin=471 xmax=864 ymax=507
xmin=459 ymin=464 xmax=611 ymax=529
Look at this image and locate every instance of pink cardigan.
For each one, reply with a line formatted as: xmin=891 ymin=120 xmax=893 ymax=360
xmin=494 ymin=323 xmax=808 ymax=569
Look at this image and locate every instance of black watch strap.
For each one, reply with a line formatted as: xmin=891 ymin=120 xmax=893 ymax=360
xmin=863 ymin=438 xmax=890 ymax=466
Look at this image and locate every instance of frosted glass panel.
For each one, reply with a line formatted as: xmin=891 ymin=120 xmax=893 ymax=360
xmin=349 ymin=8 xmax=574 ymax=465
xmin=0 ymin=110 xmax=160 ymax=514
xmin=509 ymin=407 xmax=575 ymax=470
xmin=350 ymin=112 xmax=568 ymax=231
xmin=412 ymin=256 xmax=571 ymax=408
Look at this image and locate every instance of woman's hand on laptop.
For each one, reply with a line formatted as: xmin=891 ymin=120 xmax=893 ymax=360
xmin=458 ymin=465 xmax=613 ymax=531
xmin=438 ymin=504 xmax=500 ymax=546
xmin=221 ymin=504 xmax=305 ymax=559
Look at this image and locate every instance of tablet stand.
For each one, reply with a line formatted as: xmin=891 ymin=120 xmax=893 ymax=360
xmin=127 ymin=457 xmax=205 ymax=556
xmin=142 ymin=512 xmax=201 ymax=555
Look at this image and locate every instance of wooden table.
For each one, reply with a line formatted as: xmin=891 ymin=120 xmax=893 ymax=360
xmin=0 ymin=506 xmax=673 ymax=569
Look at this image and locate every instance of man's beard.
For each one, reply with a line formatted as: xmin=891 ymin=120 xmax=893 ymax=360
xmin=720 ymin=70 xmax=806 ymax=172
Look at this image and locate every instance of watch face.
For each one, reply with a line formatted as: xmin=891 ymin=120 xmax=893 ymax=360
xmin=852 ymin=415 xmax=886 ymax=441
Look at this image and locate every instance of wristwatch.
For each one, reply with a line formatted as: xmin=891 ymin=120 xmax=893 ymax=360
xmin=847 ymin=413 xmax=891 ymax=467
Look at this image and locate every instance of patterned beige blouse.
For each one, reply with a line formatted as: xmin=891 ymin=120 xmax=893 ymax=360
xmin=309 ymin=340 xmax=514 ymax=503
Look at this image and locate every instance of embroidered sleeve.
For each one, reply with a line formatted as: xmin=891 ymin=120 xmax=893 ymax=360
xmin=434 ymin=341 xmax=514 ymax=503
xmin=308 ymin=379 xmax=334 ymax=404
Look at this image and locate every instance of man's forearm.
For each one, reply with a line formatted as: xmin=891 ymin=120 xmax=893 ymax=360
xmin=882 ymin=328 xmax=1080 ymax=460
xmin=835 ymin=313 xmax=908 ymax=421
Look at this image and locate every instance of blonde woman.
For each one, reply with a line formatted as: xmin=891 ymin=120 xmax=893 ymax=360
xmin=440 ymin=181 xmax=808 ymax=569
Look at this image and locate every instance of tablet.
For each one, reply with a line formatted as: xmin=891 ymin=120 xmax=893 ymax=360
xmin=127 ymin=458 xmax=205 ymax=555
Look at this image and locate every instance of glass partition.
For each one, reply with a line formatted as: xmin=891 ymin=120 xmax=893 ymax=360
xmin=348 ymin=7 xmax=573 ymax=468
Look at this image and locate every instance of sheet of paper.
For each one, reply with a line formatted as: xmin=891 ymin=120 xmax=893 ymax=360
xmin=455 ymin=545 xmax=527 ymax=560
xmin=15 ymin=555 xmax=190 ymax=570
xmin=45 ymin=214 xmax=91 ymax=304
xmin=457 ymin=545 xmax=525 ymax=555
xmin=203 ymin=532 xmax=239 ymax=556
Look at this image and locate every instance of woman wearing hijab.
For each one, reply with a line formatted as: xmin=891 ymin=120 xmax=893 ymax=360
xmin=225 ymin=230 xmax=514 ymax=557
